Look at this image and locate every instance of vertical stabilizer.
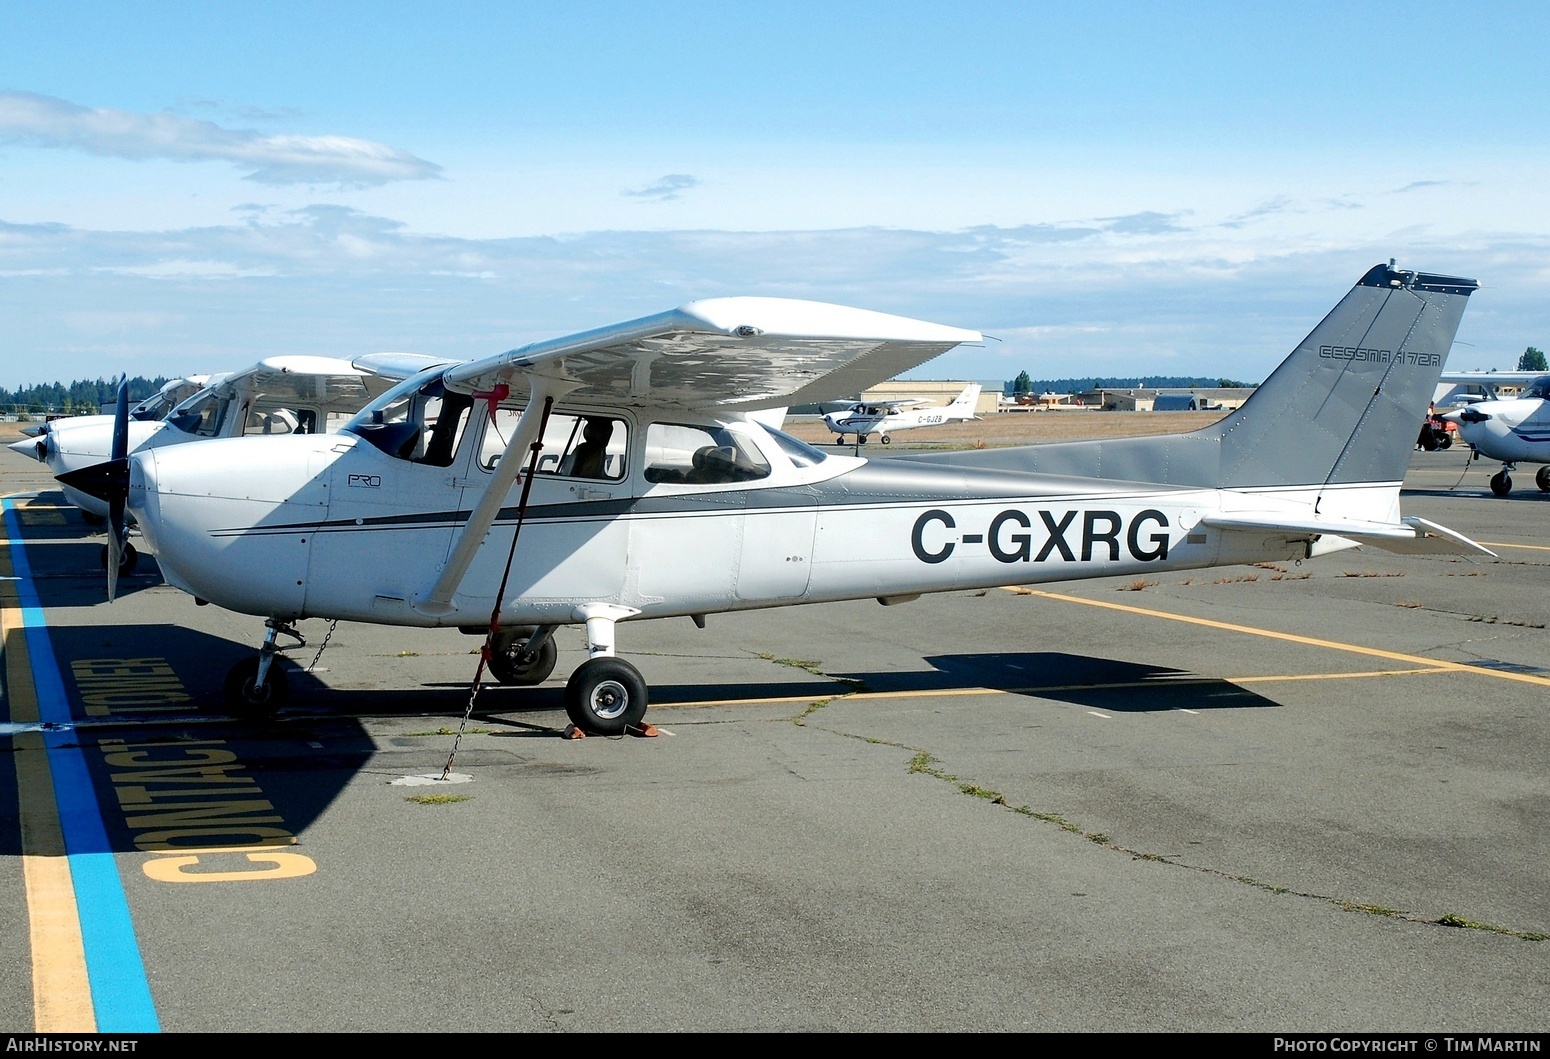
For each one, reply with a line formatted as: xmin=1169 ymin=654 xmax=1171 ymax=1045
xmin=899 ymin=264 xmax=1478 ymax=489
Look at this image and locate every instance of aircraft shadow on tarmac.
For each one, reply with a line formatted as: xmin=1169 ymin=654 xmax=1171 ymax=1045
xmin=903 ymin=652 xmax=1281 ymax=713
xmin=8 ymin=499 xmax=164 ymax=605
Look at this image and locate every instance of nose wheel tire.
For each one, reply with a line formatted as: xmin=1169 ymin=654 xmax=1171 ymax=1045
xmin=487 ymin=627 xmax=558 ymax=685
xmin=223 ymin=657 xmax=289 ymax=717
xmin=99 ymin=541 xmax=138 ymax=576
xmin=1490 ymin=471 xmax=1513 ymax=497
xmin=563 ymin=657 xmax=648 ymax=736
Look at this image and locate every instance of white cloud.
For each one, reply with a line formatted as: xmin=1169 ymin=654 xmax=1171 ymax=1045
xmin=0 ymin=92 xmax=442 ymax=186
xmin=622 ymin=174 xmax=701 ymax=201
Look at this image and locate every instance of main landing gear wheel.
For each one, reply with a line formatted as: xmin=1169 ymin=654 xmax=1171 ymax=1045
xmin=880 ymin=434 xmax=891 ymax=445
xmin=564 ymin=656 xmax=648 ymax=736
xmin=1537 ymin=466 xmax=1550 ymax=492
xmin=833 ymin=435 xmax=846 ymax=446
xmin=1490 ymin=470 xmax=1513 ymax=497
xmin=100 ymin=541 xmax=137 ymax=576
xmin=487 ymin=626 xmax=557 ymax=685
xmin=223 ymin=657 xmax=289 ymax=717
xmin=857 ymin=434 xmax=868 ymax=444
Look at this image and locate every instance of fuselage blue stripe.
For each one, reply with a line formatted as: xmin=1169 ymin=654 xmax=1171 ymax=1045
xmin=3 ymin=499 xmax=160 ymax=1032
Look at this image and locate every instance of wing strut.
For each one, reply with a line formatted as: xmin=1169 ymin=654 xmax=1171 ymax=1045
xmin=415 ymin=374 xmax=578 ymax=616
xmin=439 ymin=393 xmax=559 ymax=778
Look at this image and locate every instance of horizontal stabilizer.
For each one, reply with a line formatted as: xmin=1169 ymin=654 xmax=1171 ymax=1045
xmin=1202 ymin=513 xmax=1495 ymax=557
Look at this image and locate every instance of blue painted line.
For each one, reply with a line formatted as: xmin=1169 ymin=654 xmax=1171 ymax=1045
xmin=3 ymin=498 xmax=160 ymax=1032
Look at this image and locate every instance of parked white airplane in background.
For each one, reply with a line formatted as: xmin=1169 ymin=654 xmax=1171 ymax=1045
xmin=14 ymin=352 xmax=446 ymax=569
xmin=823 ymin=382 xmax=981 ymax=444
xmin=1439 ymin=373 xmax=1550 ymax=495
xmin=64 ymin=264 xmax=1487 ymax=738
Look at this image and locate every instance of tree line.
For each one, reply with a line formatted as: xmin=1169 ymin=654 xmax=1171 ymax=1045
xmin=1007 ymin=372 xmax=1255 ymax=395
xmin=1 ymin=377 xmax=170 ymax=416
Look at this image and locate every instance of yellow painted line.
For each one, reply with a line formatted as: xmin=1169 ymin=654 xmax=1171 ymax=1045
xmin=1009 ymin=588 xmax=1550 ymax=688
xmin=1477 ymin=540 xmax=1550 ymax=553
xmin=2 ymin=524 xmax=97 ymax=1031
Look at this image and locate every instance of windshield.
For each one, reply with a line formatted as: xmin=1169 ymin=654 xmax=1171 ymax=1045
xmin=340 ymin=365 xmax=448 ymax=434
xmin=130 ymin=392 xmax=176 ymax=421
xmin=1525 ymin=375 xmax=1550 ymax=400
xmin=342 ymin=368 xmax=474 ymax=464
xmin=761 ymin=424 xmax=828 ymax=468
xmin=165 ymin=388 xmax=229 ymax=438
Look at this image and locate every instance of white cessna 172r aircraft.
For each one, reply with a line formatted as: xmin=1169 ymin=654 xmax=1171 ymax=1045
xmin=822 ymin=382 xmax=982 ymax=444
xmin=15 ymin=353 xmax=446 ymax=552
xmin=62 ymin=263 xmax=1488 ymax=737
xmin=1439 ymin=372 xmax=1550 ymax=495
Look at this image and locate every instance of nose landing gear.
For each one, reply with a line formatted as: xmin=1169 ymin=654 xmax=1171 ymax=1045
xmin=224 ymin=618 xmax=304 ymax=716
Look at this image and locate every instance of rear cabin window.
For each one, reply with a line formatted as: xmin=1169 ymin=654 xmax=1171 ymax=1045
xmin=643 ymin=423 xmax=771 ymax=485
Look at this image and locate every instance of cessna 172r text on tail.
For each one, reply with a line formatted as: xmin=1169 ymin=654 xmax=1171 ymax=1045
xmin=823 ymin=382 xmax=982 ymax=445
xmin=63 ymin=263 xmax=1489 ymax=737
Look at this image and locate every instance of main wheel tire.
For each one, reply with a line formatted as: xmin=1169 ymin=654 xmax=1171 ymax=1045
xmin=1537 ymin=466 xmax=1550 ymax=492
xmin=834 ymin=436 xmax=846 ymax=446
xmin=1490 ymin=471 xmax=1512 ymax=497
xmin=880 ymin=434 xmax=891 ymax=445
xmin=99 ymin=541 xmax=138 ymax=575
xmin=222 ymin=657 xmax=288 ymax=717
xmin=563 ymin=657 xmax=648 ymax=736
xmin=857 ymin=435 xmax=868 ymax=444
xmin=487 ymin=627 xmax=558 ymax=685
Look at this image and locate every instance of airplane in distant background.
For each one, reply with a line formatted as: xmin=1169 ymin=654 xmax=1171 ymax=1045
xmin=1438 ymin=372 xmax=1550 ymax=496
xmin=823 ymin=382 xmax=981 ymax=445
xmin=12 ymin=352 xmax=447 ymax=571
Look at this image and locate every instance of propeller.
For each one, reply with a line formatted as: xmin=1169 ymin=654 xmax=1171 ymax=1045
xmin=55 ymin=376 xmax=133 ymax=601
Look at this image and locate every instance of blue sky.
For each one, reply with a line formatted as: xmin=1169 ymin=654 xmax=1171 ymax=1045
xmin=3 ymin=1 xmax=1548 ymax=390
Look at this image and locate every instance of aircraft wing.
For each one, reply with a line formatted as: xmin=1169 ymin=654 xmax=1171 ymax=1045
xmin=222 ymin=354 xmax=453 ymax=411
xmin=1439 ymin=371 xmax=1545 ymax=386
xmin=1202 ymin=513 xmax=1496 ymax=556
xmin=441 ymin=298 xmax=983 ymax=412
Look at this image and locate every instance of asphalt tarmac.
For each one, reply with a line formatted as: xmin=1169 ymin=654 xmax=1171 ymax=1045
xmin=1 ymin=432 xmax=1547 ymax=1033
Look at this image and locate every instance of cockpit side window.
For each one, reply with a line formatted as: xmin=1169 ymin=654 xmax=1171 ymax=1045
xmin=643 ymin=423 xmax=771 ymax=485
xmin=1526 ymin=375 xmax=1550 ymax=400
xmin=479 ymin=408 xmax=628 ymax=480
xmin=244 ymin=406 xmax=301 ymax=435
